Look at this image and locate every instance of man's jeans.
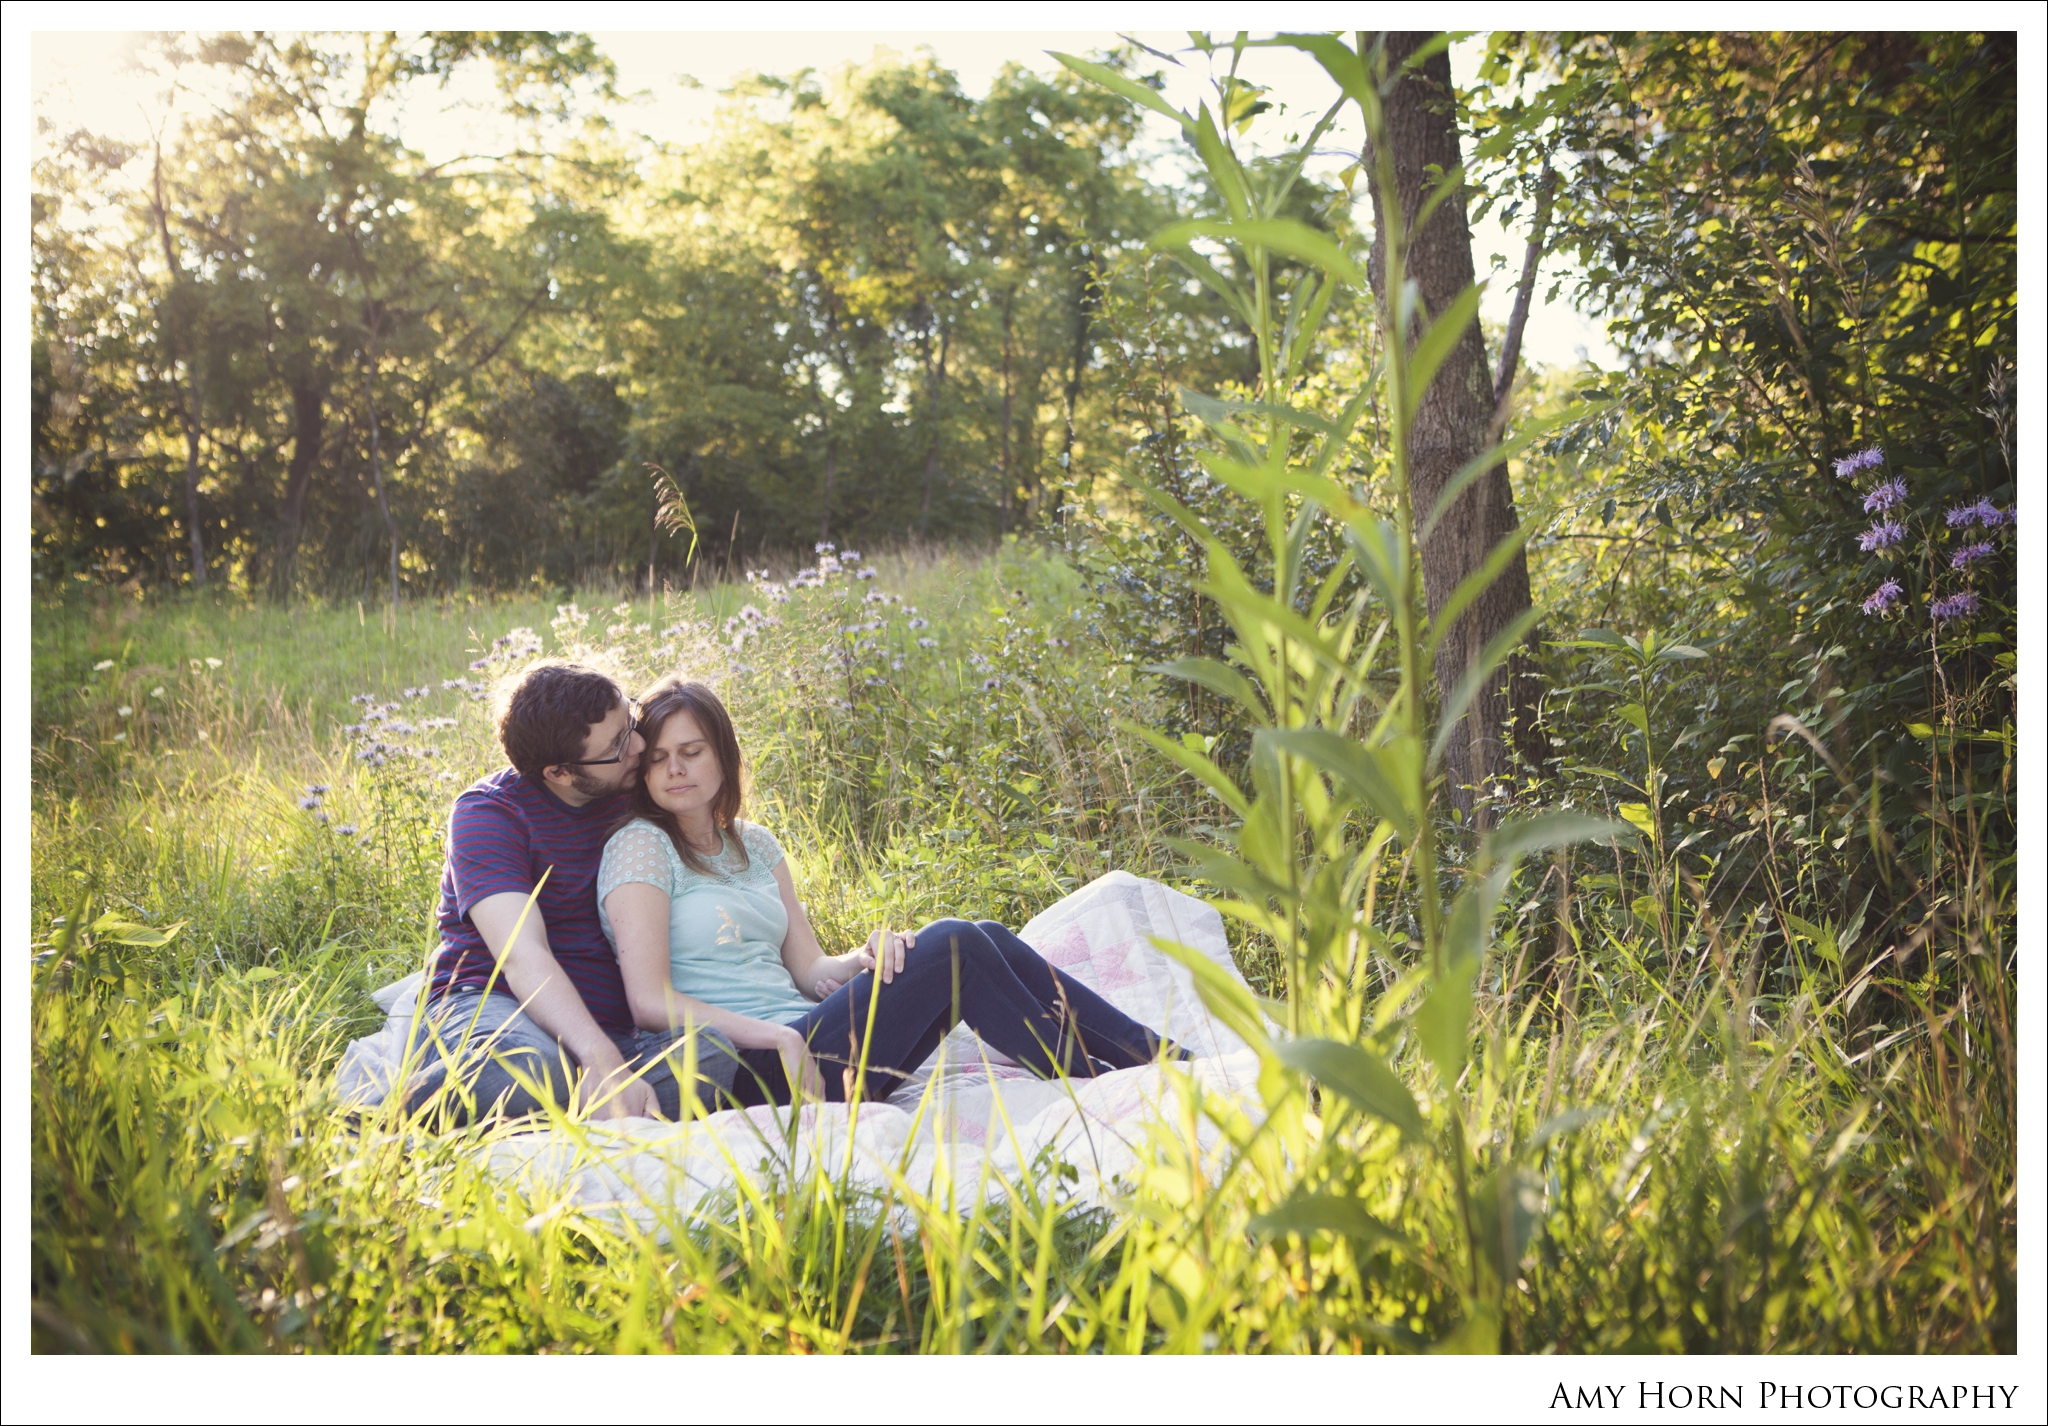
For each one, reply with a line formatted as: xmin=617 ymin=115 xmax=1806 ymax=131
xmin=402 ymin=988 xmax=738 ymax=1124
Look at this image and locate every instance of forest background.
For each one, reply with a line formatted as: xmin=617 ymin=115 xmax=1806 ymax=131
xmin=20 ymin=25 xmax=2028 ymax=1360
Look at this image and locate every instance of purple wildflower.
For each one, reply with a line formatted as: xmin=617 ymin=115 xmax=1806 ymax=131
xmin=1860 ymin=579 xmax=1903 ymax=615
xmin=1862 ymin=477 xmax=1907 ymax=514
xmin=1833 ymin=446 xmax=1884 ymax=479
xmin=1951 ymin=541 xmax=1995 ymax=569
xmin=1858 ymin=521 xmax=1905 ymax=552
xmin=1947 ymin=499 xmax=2011 ymax=530
xmin=1929 ymin=591 xmax=1980 ymax=622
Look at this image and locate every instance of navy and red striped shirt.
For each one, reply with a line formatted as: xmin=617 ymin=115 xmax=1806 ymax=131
xmin=429 ymin=767 xmax=633 ymax=1032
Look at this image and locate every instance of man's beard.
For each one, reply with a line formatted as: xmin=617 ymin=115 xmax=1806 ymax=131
xmin=565 ymin=767 xmax=624 ymax=802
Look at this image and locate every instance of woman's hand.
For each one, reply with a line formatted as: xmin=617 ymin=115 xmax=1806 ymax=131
xmin=775 ymin=1026 xmax=827 ymax=1103
xmin=862 ymin=927 xmax=915 ymax=985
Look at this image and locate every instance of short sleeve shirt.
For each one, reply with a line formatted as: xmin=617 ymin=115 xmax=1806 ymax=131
xmin=429 ymin=767 xmax=634 ymax=1032
xmin=596 ymin=819 xmax=812 ymax=1026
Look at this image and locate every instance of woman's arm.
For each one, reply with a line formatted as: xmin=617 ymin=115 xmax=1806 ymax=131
xmin=605 ymin=881 xmax=825 ymax=1100
xmin=770 ymin=861 xmax=912 ymax=999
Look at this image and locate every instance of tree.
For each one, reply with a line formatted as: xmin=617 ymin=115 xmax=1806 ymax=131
xmin=1362 ymin=33 xmax=1549 ymax=808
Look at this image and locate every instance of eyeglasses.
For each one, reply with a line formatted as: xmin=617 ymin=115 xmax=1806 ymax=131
xmin=557 ymin=698 xmax=642 ymax=768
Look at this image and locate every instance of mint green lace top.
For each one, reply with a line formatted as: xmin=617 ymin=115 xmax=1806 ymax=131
xmin=596 ymin=818 xmax=813 ymax=1025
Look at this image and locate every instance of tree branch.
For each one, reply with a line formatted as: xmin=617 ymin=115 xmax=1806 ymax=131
xmin=1490 ymin=164 xmax=1557 ymax=439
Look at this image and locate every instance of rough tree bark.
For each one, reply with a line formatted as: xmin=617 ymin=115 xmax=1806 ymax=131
xmin=274 ymin=380 xmax=325 ymax=595
xmin=1366 ymin=33 xmax=1551 ymax=812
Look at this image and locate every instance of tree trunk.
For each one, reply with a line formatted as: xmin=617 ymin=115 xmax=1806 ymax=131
xmin=998 ymin=289 xmax=1016 ymax=536
xmin=1366 ymin=32 xmax=1548 ymax=810
xmin=149 ymin=148 xmax=206 ymax=586
xmin=917 ymin=311 xmax=949 ymax=536
xmin=1055 ymin=258 xmax=1096 ymax=524
xmin=274 ymin=380 xmax=325 ymax=596
xmin=364 ymin=332 xmax=399 ymax=609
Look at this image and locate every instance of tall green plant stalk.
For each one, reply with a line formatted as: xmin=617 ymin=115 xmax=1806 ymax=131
xmin=1064 ymin=32 xmax=1627 ymax=1346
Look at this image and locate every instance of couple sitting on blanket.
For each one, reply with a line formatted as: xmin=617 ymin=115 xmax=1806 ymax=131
xmin=408 ymin=659 xmax=1181 ymax=1124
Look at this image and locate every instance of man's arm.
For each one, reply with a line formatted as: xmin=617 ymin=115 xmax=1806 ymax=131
xmin=468 ymin=891 xmax=658 ymax=1121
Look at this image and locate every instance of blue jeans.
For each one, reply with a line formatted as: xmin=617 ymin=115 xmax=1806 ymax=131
xmin=404 ymin=987 xmax=738 ymax=1124
xmin=727 ymin=918 xmax=1180 ymax=1107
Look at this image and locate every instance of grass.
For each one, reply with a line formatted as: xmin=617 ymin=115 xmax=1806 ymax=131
xmin=28 ymin=543 xmax=2015 ymax=1354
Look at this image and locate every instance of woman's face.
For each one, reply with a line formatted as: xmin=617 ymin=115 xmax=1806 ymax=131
xmin=643 ymin=707 xmax=725 ymax=823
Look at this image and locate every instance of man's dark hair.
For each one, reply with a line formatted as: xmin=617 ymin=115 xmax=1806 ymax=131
xmin=493 ymin=659 xmax=622 ymax=783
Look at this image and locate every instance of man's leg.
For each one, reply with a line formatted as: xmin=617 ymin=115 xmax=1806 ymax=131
xmin=622 ymin=1027 xmax=742 ymax=1118
xmin=402 ymin=988 xmax=577 ymax=1124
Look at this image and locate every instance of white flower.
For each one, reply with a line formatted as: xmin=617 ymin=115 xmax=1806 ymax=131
xmin=117 ymin=705 xmax=133 ymax=718
xmin=205 ymin=657 xmax=222 ymax=669
xmin=841 ymin=550 xmax=862 ymax=562
xmin=113 ymin=732 xmax=128 ymax=742
xmin=93 ymin=660 xmax=114 ymax=672
xmin=196 ymin=729 xmax=209 ymax=741
xmin=150 ymin=687 xmax=166 ymax=698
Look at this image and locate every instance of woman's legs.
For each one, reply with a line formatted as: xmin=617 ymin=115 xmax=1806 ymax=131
xmin=727 ymin=919 xmax=1177 ymax=1106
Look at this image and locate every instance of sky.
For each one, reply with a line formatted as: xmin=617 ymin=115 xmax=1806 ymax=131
xmin=29 ymin=27 xmax=1617 ymax=368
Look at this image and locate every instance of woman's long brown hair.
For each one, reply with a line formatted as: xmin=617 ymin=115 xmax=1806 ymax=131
xmin=618 ymin=676 xmax=749 ymax=875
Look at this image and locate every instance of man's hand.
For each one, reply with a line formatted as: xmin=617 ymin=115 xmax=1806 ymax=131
xmin=776 ymin=1027 xmax=827 ymax=1103
xmin=576 ymin=1051 xmax=660 ymax=1121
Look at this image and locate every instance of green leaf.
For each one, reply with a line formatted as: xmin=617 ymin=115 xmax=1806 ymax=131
xmin=1401 ymin=285 xmax=1483 ymax=421
xmin=1275 ymin=1037 xmax=1428 ymax=1140
xmin=1616 ymin=802 xmax=1656 ymax=838
xmin=1123 ymin=720 xmax=1251 ymax=818
xmin=1478 ymin=811 xmax=1633 ymax=871
xmin=1261 ymin=727 xmax=1415 ymax=840
xmin=1614 ymin=701 xmax=1650 ymax=736
xmin=1425 ymin=527 xmax=1532 ymax=662
xmin=1429 ymin=605 xmax=1543 ymax=769
xmin=1471 ymin=1165 xmax=1546 ymax=1280
xmin=1252 ymin=1192 xmax=1415 ymax=1253
xmin=1528 ymin=1105 xmax=1610 ymax=1151
xmin=1050 ymin=53 xmax=1191 ymax=129
xmin=1145 ymin=657 xmax=1271 ymax=721
xmin=1416 ymin=950 xmax=1480 ymax=1088
xmin=1152 ymin=217 xmax=1367 ymax=289
xmin=1148 ymin=936 xmax=1271 ymax=1052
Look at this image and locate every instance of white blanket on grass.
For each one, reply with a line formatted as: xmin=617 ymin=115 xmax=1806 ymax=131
xmin=335 ymin=872 xmax=1264 ymax=1224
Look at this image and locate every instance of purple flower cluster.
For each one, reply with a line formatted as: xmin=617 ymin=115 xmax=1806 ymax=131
xmin=1858 ymin=521 xmax=1905 ymax=552
xmin=1950 ymin=541 xmax=1995 ymax=570
xmin=1834 ymin=446 xmax=1885 ymax=479
xmin=1946 ymin=498 xmax=2012 ymax=530
xmin=1862 ymin=477 xmax=1907 ymax=514
xmin=1929 ymin=591 xmax=1980 ymax=622
xmin=1860 ymin=579 xmax=1903 ymax=615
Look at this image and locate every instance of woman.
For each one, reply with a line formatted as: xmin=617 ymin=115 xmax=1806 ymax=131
xmin=597 ymin=676 xmax=1182 ymax=1107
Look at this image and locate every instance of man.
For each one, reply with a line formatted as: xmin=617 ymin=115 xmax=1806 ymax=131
xmin=405 ymin=659 xmax=735 ymax=1123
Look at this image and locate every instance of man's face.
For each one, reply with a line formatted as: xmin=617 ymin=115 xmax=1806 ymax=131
xmin=545 ymin=698 xmax=645 ymax=805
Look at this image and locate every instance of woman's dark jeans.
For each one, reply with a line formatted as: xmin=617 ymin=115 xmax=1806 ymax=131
xmin=727 ymin=918 xmax=1176 ymax=1107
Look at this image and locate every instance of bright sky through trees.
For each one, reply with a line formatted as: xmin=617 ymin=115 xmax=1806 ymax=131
xmin=30 ymin=27 xmax=1618 ymax=368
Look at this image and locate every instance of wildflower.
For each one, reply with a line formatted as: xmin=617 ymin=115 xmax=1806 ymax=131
xmin=117 ymin=705 xmax=133 ymax=718
xmin=918 ymin=638 xmax=938 ymax=649
xmin=815 ymin=541 xmax=836 ymax=554
xmin=1858 ymin=521 xmax=1905 ymax=552
xmin=205 ymin=657 xmax=222 ymax=669
xmin=335 ymin=823 xmax=358 ymax=836
xmin=1946 ymin=499 xmax=2010 ymax=529
xmin=93 ymin=659 xmax=114 ymax=671
xmin=470 ymin=658 xmax=490 ymax=671
xmin=1833 ymin=446 xmax=1884 ymax=479
xmin=1860 ymin=579 xmax=1903 ymax=615
xmin=113 ymin=732 xmax=127 ymax=743
xmin=298 ymin=795 xmax=322 ymax=811
xmin=1951 ymin=541 xmax=1995 ymax=569
xmin=907 ymin=617 xmax=929 ymax=630
xmin=350 ymin=693 xmax=375 ymax=706
xmin=856 ymin=568 xmax=878 ymax=581
xmin=1862 ymin=478 xmax=1907 ymax=514
xmin=840 ymin=550 xmax=861 ymax=562
xmin=151 ymin=686 xmax=166 ymax=698
xmin=386 ymin=719 xmax=416 ymax=736
xmin=307 ymin=784 xmax=329 ymax=795
xmin=1929 ymin=591 xmax=1980 ymax=622
xmin=890 ymin=657 xmax=905 ymax=671
xmin=864 ymin=590 xmax=889 ymax=604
